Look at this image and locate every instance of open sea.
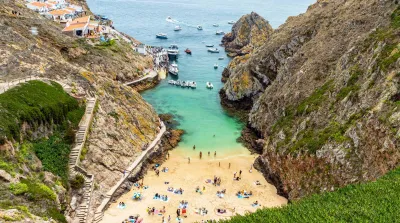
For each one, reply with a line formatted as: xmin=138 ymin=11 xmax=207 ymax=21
xmin=87 ymin=0 xmax=315 ymax=154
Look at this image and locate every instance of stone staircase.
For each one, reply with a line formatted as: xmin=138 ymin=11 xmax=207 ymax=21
xmin=68 ymin=97 xmax=97 ymax=223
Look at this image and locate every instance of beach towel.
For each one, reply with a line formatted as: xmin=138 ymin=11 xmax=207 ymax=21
xmin=178 ymin=204 xmax=188 ymax=209
xmin=176 ymin=218 xmax=183 ymax=222
xmin=252 ymin=204 xmax=260 ymax=207
xmin=205 ymin=179 xmax=211 ymax=183
xmin=117 ymin=205 xmax=126 ymax=209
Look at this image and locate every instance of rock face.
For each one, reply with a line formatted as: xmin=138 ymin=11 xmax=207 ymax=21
xmin=0 ymin=0 xmax=161 ymax=219
xmin=221 ymin=0 xmax=400 ymax=200
xmin=222 ymin=12 xmax=273 ymax=57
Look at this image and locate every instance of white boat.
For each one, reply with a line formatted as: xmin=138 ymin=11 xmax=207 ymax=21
xmin=167 ymin=44 xmax=179 ymax=56
xmin=181 ymin=81 xmax=188 ymax=87
xmin=197 ymin=25 xmax=203 ymax=30
xmin=218 ymin=57 xmax=224 ymax=60
xmin=168 ymin=80 xmax=176 ymax=85
xmin=206 ymin=82 xmax=214 ymax=89
xmin=228 ymin=20 xmax=235 ymax=24
xmin=208 ymin=48 xmax=219 ymax=53
xmin=174 ymin=26 xmax=182 ymax=31
xmin=188 ymin=81 xmax=197 ymax=88
xmin=205 ymin=44 xmax=214 ymax=47
xmin=213 ymin=24 xmax=219 ymax=27
xmin=156 ymin=33 xmax=168 ymax=39
xmin=176 ymin=80 xmax=181 ymax=86
xmin=216 ymin=30 xmax=225 ymax=35
xmin=167 ymin=16 xmax=172 ymax=20
xmin=168 ymin=62 xmax=179 ymax=75
xmin=214 ymin=63 xmax=219 ymax=69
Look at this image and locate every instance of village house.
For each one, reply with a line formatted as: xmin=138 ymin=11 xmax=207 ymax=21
xmin=62 ymin=16 xmax=98 ymax=37
xmin=49 ymin=9 xmax=72 ymax=22
xmin=26 ymin=2 xmax=49 ymax=13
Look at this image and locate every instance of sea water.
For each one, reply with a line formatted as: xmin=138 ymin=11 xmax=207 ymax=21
xmin=87 ymin=0 xmax=315 ymax=154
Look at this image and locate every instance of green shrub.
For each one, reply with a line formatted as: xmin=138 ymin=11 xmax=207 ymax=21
xmin=391 ymin=6 xmax=400 ymax=28
xmin=47 ymin=207 xmax=67 ymax=223
xmin=0 ymin=81 xmax=80 ymax=144
xmin=9 ymin=183 xmax=29 ymax=195
xmin=222 ymin=167 xmax=400 ymax=223
xmin=79 ymin=146 xmax=88 ymax=162
xmin=22 ymin=179 xmax=56 ymax=202
xmin=336 ymin=66 xmax=362 ymax=101
xmin=70 ymin=174 xmax=85 ymax=189
xmin=33 ymin=134 xmax=71 ymax=184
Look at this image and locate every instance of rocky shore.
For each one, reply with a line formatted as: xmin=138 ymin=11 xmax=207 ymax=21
xmin=220 ymin=0 xmax=400 ymax=200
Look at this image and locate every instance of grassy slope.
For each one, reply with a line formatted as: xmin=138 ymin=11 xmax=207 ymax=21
xmin=222 ymin=168 xmax=400 ymax=223
xmin=0 ymin=81 xmax=84 ymax=222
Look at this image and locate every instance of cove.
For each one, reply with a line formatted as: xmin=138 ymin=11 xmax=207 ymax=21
xmin=86 ymin=0 xmax=315 ymax=154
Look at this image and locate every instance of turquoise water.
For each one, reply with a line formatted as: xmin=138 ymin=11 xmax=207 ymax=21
xmin=87 ymin=0 xmax=315 ymax=152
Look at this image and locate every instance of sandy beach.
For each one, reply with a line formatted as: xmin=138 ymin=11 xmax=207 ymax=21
xmin=101 ymin=146 xmax=287 ymax=223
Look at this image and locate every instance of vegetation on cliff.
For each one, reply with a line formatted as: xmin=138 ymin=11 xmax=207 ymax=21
xmin=221 ymin=0 xmax=400 ymax=201
xmin=223 ymin=167 xmax=400 ymax=223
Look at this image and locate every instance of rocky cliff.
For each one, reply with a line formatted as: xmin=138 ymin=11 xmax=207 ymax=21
xmin=221 ymin=0 xmax=400 ymax=200
xmin=0 ymin=0 xmax=162 ymax=221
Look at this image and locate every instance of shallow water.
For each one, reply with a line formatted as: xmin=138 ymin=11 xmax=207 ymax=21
xmin=87 ymin=0 xmax=315 ymax=153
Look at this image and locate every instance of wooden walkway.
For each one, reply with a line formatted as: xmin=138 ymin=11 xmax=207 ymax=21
xmin=124 ymin=70 xmax=158 ymax=86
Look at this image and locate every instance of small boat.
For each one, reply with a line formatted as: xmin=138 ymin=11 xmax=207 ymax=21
xmin=167 ymin=44 xmax=179 ymax=56
xmin=197 ymin=25 xmax=203 ymax=30
xmin=214 ymin=63 xmax=219 ymax=69
xmin=218 ymin=57 xmax=224 ymax=60
xmin=156 ymin=33 xmax=168 ymax=39
xmin=216 ymin=30 xmax=225 ymax=35
xmin=188 ymin=81 xmax=197 ymax=88
xmin=205 ymin=44 xmax=214 ymax=47
xmin=228 ymin=20 xmax=235 ymax=24
xmin=206 ymin=82 xmax=214 ymax=89
xmin=168 ymin=80 xmax=176 ymax=85
xmin=174 ymin=26 xmax=182 ymax=31
xmin=167 ymin=16 xmax=172 ymax=20
xmin=176 ymin=80 xmax=181 ymax=86
xmin=168 ymin=62 xmax=179 ymax=76
xmin=185 ymin=48 xmax=192 ymax=55
xmin=208 ymin=48 xmax=219 ymax=53
xmin=213 ymin=24 xmax=219 ymax=27
xmin=181 ymin=81 xmax=188 ymax=87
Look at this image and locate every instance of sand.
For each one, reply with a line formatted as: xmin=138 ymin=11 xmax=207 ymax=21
xmin=101 ymin=147 xmax=287 ymax=223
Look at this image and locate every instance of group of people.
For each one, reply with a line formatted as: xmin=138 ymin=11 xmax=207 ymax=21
xmin=213 ymin=176 xmax=222 ymax=186
xmin=118 ymin=202 xmax=126 ymax=209
xmin=154 ymin=193 xmax=169 ymax=201
xmin=216 ymin=189 xmax=226 ymax=198
xmin=236 ymin=190 xmax=253 ymax=198
xmin=233 ymin=170 xmax=243 ymax=181
xmin=146 ymin=206 xmax=166 ymax=215
xmin=174 ymin=188 xmax=184 ymax=195
xmin=121 ymin=215 xmax=142 ymax=223
xmin=178 ymin=200 xmax=189 ymax=209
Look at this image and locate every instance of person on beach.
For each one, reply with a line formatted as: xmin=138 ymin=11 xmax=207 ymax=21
xmin=188 ymin=157 xmax=190 ymax=164
xmin=200 ymin=151 xmax=202 ymax=159
xmin=176 ymin=209 xmax=180 ymax=217
xmin=229 ymin=163 xmax=231 ymax=169
xmin=156 ymin=170 xmax=160 ymax=176
xmin=219 ymin=162 xmax=220 ymax=167
xmin=168 ymin=215 xmax=171 ymax=223
xmin=162 ymin=216 xmax=165 ymax=223
xmin=234 ymin=172 xmax=237 ymax=179
xmin=214 ymin=151 xmax=216 ymax=157
xmin=193 ymin=145 xmax=196 ymax=150
xmin=239 ymin=170 xmax=242 ymax=177
xmin=208 ymin=151 xmax=210 ymax=156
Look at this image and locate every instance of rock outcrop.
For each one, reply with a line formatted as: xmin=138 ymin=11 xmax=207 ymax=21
xmin=0 ymin=0 xmax=162 ymax=220
xmin=221 ymin=0 xmax=400 ymax=200
xmin=222 ymin=12 xmax=273 ymax=57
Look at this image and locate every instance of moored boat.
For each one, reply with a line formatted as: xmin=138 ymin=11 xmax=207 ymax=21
xmin=156 ymin=33 xmax=168 ymax=39
xmin=228 ymin=20 xmax=235 ymax=24
xmin=185 ymin=48 xmax=192 ymax=55
xmin=213 ymin=24 xmax=219 ymax=27
xmin=216 ymin=30 xmax=225 ymax=35
xmin=168 ymin=80 xmax=176 ymax=85
xmin=167 ymin=44 xmax=179 ymax=57
xmin=205 ymin=44 xmax=214 ymax=47
xmin=218 ymin=57 xmax=224 ymax=60
xmin=214 ymin=63 xmax=219 ymax=69
xmin=197 ymin=25 xmax=203 ymax=30
xmin=174 ymin=26 xmax=182 ymax=31
xmin=207 ymin=48 xmax=220 ymax=53
xmin=168 ymin=62 xmax=179 ymax=76
xmin=188 ymin=81 xmax=197 ymax=88
xmin=206 ymin=82 xmax=214 ymax=89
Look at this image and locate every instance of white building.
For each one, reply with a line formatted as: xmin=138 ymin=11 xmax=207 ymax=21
xmin=26 ymin=2 xmax=49 ymax=13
